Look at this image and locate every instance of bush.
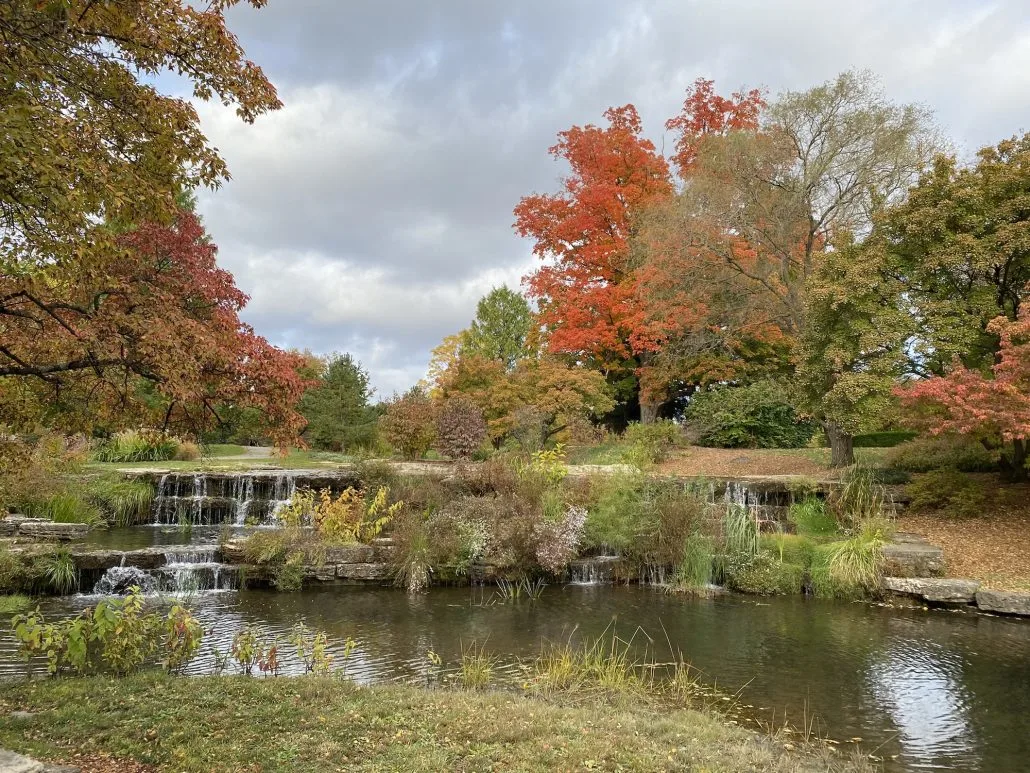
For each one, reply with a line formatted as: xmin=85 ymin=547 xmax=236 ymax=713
xmin=852 ymin=431 xmax=917 ymax=448
xmin=379 ymin=389 xmax=438 ymax=459
xmin=787 ymin=497 xmax=838 ymax=538
xmin=10 ymin=589 xmax=202 ymax=676
xmin=810 ymin=535 xmax=884 ymax=599
xmin=829 ymin=465 xmax=888 ymax=530
xmin=683 ymin=381 xmax=815 ymax=449
xmin=906 ymin=470 xmax=987 ymax=517
xmin=435 ymin=397 xmax=487 ymax=460
xmin=621 ymin=421 xmax=681 ymax=467
xmin=884 ymin=433 xmax=997 ymax=473
xmin=173 ymin=441 xmax=201 ymax=461
xmin=582 ymin=474 xmax=652 ymax=555
xmin=726 ymin=552 xmax=805 ymax=595
xmin=92 ymin=429 xmax=180 ymax=463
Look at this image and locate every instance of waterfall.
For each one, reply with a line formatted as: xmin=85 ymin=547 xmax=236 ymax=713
xmin=159 ymin=546 xmax=237 ymax=593
xmin=269 ymin=473 xmax=297 ymax=520
xmin=233 ymin=475 xmax=254 ymax=525
xmin=92 ymin=566 xmax=159 ymax=595
xmin=568 ymin=556 xmax=620 ymax=585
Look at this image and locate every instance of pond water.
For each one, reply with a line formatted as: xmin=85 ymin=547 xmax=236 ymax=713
xmin=1 ymin=584 xmax=1028 ymax=772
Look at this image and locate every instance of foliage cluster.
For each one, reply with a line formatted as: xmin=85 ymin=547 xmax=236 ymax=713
xmin=434 ymin=397 xmax=487 ymax=460
xmin=621 ymin=420 xmax=682 ymax=467
xmin=884 ymin=434 xmax=998 ymax=473
xmin=906 ymin=470 xmax=988 ymax=518
xmin=10 ymin=589 xmax=201 ymax=676
xmin=278 ymin=486 xmax=401 ymax=544
xmin=379 ymin=389 xmax=439 ymax=459
xmin=683 ymin=382 xmax=815 ymax=449
xmin=91 ymin=429 xmax=180 ymax=463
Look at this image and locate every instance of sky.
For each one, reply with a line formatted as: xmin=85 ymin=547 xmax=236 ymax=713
xmin=189 ymin=0 xmax=1030 ymax=399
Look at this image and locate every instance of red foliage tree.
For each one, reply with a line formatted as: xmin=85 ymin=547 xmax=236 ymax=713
xmin=514 ymin=105 xmax=674 ymax=419
xmin=0 ymin=210 xmax=306 ymax=445
xmin=665 ymin=78 xmax=766 ymax=177
xmin=900 ymin=308 xmax=1030 ymax=479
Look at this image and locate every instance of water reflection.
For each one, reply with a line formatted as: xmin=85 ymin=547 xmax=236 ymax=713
xmin=1 ymin=586 xmax=1028 ymax=772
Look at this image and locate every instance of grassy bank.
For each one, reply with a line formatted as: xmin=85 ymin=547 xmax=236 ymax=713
xmin=0 ymin=674 xmax=870 ymax=772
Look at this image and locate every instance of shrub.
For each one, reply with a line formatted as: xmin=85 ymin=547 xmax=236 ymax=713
xmin=379 ymin=388 xmax=438 ymax=459
xmin=852 ymin=431 xmax=917 ymax=448
xmin=36 ymin=547 xmax=77 ymax=594
xmin=906 ymin=470 xmax=987 ymax=517
xmin=761 ymin=533 xmax=816 ymax=567
xmin=10 ymin=589 xmax=202 ymax=676
xmin=277 ymin=486 xmax=402 ymax=543
xmin=829 ymin=464 xmax=888 ymax=530
xmin=621 ymin=421 xmax=681 ymax=467
xmin=392 ymin=512 xmax=433 ymax=593
xmin=86 ymin=477 xmax=154 ymax=526
xmin=92 ymin=429 xmax=180 ymax=463
xmin=533 ymin=505 xmax=587 ymax=575
xmin=16 ymin=492 xmax=104 ymax=527
xmin=675 ymin=533 xmax=714 ymax=589
xmin=435 ymin=397 xmax=487 ymax=459
xmin=726 ymin=552 xmax=805 ymax=595
xmin=683 ymin=380 xmax=815 ymax=449
xmin=787 ymin=497 xmax=838 ymax=538
xmin=884 ymin=433 xmax=997 ymax=472
xmin=173 ymin=441 xmax=201 ymax=461
xmin=810 ymin=535 xmax=884 ymax=599
xmin=583 ymin=474 xmax=652 ymax=554
xmin=722 ymin=504 xmax=759 ymax=557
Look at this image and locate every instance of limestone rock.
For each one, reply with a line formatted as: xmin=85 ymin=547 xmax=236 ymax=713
xmin=976 ymin=589 xmax=1030 ymax=617
xmin=0 ymin=749 xmax=44 ymax=773
xmin=323 ymin=544 xmax=373 ymax=564
xmin=882 ymin=536 xmax=945 ymax=578
xmin=883 ymin=577 xmax=979 ymax=604
xmin=336 ymin=563 xmax=392 ymax=581
xmin=16 ymin=522 xmax=88 ymax=541
xmin=303 ymin=565 xmax=337 ymax=582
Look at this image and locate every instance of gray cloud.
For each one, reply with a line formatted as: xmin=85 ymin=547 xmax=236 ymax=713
xmin=193 ymin=0 xmax=1030 ymax=396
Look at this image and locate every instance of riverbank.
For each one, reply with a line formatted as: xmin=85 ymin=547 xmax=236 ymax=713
xmin=0 ymin=673 xmax=870 ymax=772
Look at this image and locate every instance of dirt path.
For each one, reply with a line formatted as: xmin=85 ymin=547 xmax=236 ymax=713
xmin=657 ymin=447 xmax=834 ymax=479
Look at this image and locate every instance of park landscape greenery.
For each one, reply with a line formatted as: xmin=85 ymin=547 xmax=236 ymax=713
xmin=1 ymin=1 xmax=1030 ymax=771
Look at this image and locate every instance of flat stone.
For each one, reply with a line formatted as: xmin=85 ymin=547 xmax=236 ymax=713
xmin=323 ymin=544 xmax=373 ymax=563
xmin=16 ymin=522 xmax=88 ymax=541
xmin=976 ymin=589 xmax=1030 ymax=617
xmin=0 ymin=749 xmax=44 ymax=773
xmin=7 ymin=711 xmax=35 ymax=721
xmin=0 ymin=520 xmax=15 ymax=537
xmin=882 ymin=540 xmax=945 ymax=578
xmin=336 ymin=563 xmax=392 ymax=581
xmin=41 ymin=766 xmax=79 ymax=773
xmin=884 ymin=577 xmax=980 ymax=604
xmin=303 ymin=565 xmax=337 ymax=582
xmin=71 ymin=548 xmax=165 ymax=571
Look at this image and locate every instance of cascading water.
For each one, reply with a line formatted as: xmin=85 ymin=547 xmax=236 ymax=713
xmin=269 ymin=473 xmax=297 ymax=519
xmin=233 ymin=475 xmax=255 ymax=525
xmin=92 ymin=566 xmax=159 ymax=595
xmin=158 ymin=546 xmax=238 ymax=593
xmin=568 ymin=555 xmax=621 ymax=585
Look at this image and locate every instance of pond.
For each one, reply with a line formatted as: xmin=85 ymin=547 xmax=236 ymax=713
xmin=1 ymin=584 xmax=1028 ymax=772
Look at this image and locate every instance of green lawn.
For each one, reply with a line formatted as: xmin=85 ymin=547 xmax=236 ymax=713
xmin=0 ymin=674 xmax=871 ymax=772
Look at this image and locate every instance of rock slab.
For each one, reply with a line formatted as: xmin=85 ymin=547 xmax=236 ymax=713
xmin=0 ymin=749 xmax=43 ymax=773
xmin=884 ymin=577 xmax=980 ymax=604
xmin=882 ymin=535 xmax=945 ymax=578
xmin=975 ymin=589 xmax=1030 ymax=617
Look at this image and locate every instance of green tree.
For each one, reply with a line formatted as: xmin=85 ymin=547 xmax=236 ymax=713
xmin=794 ymin=237 xmax=910 ymax=465
xmin=884 ymin=134 xmax=1030 ymax=377
xmin=0 ymin=0 xmax=279 ymax=272
xmin=463 ymin=287 xmax=533 ymax=370
xmin=299 ymin=354 xmax=378 ymax=452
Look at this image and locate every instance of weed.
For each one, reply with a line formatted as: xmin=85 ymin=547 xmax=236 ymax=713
xmin=787 ymin=497 xmax=838 ymax=538
xmin=495 ymin=577 xmax=546 ymax=602
xmin=674 ymin=533 xmax=713 ymax=590
xmin=37 ymin=548 xmax=77 ymax=594
xmin=457 ymin=642 xmax=495 ymax=690
xmin=723 ymin=504 xmax=759 ymax=557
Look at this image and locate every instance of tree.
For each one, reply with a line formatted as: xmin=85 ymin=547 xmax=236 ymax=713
xmin=794 ymin=237 xmax=910 ymax=466
xmin=884 ymin=134 xmax=1030 ymax=377
xmin=0 ymin=210 xmax=306 ymax=445
xmin=1 ymin=0 xmax=279 ymax=271
xmin=299 ymin=353 xmax=378 ymax=452
xmin=514 ymin=105 xmax=673 ymax=422
xmin=900 ymin=306 xmax=1030 ymax=480
xmin=379 ymin=388 xmax=438 ymax=460
xmin=435 ymin=397 xmax=487 ymax=459
xmin=641 ymin=71 xmax=938 ymax=463
xmin=463 ymin=286 xmax=533 ymax=370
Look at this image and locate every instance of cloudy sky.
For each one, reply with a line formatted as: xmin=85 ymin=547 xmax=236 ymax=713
xmin=190 ymin=0 xmax=1030 ymax=398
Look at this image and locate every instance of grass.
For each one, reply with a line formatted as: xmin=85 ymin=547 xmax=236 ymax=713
xmin=674 ymin=532 xmax=714 ymax=589
xmin=203 ymin=444 xmax=248 ymax=457
xmin=0 ymin=673 xmax=872 ymax=773
xmin=0 ymin=594 xmax=32 ymax=614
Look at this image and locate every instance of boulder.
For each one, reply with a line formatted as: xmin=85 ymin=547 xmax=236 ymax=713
xmin=882 ymin=536 xmax=945 ymax=578
xmin=883 ymin=577 xmax=980 ymax=605
xmin=16 ymin=522 xmax=88 ymax=541
xmin=0 ymin=520 xmax=15 ymax=537
xmin=0 ymin=749 xmax=44 ymax=773
xmin=975 ymin=589 xmax=1030 ymax=617
xmin=336 ymin=563 xmax=392 ymax=581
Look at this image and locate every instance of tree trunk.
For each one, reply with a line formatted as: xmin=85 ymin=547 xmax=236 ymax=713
xmin=639 ymin=399 xmax=660 ymax=425
xmin=999 ymin=438 xmax=1028 ymax=482
xmin=824 ymin=421 xmax=854 ymax=467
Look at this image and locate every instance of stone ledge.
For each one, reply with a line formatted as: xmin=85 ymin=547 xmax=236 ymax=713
xmin=0 ymin=748 xmax=44 ymax=773
xmin=882 ymin=535 xmax=945 ymax=578
xmin=975 ymin=589 xmax=1030 ymax=617
xmin=883 ymin=577 xmax=980 ymax=605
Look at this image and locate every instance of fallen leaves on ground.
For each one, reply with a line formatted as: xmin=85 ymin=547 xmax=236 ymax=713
xmin=658 ymin=447 xmax=832 ymax=478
